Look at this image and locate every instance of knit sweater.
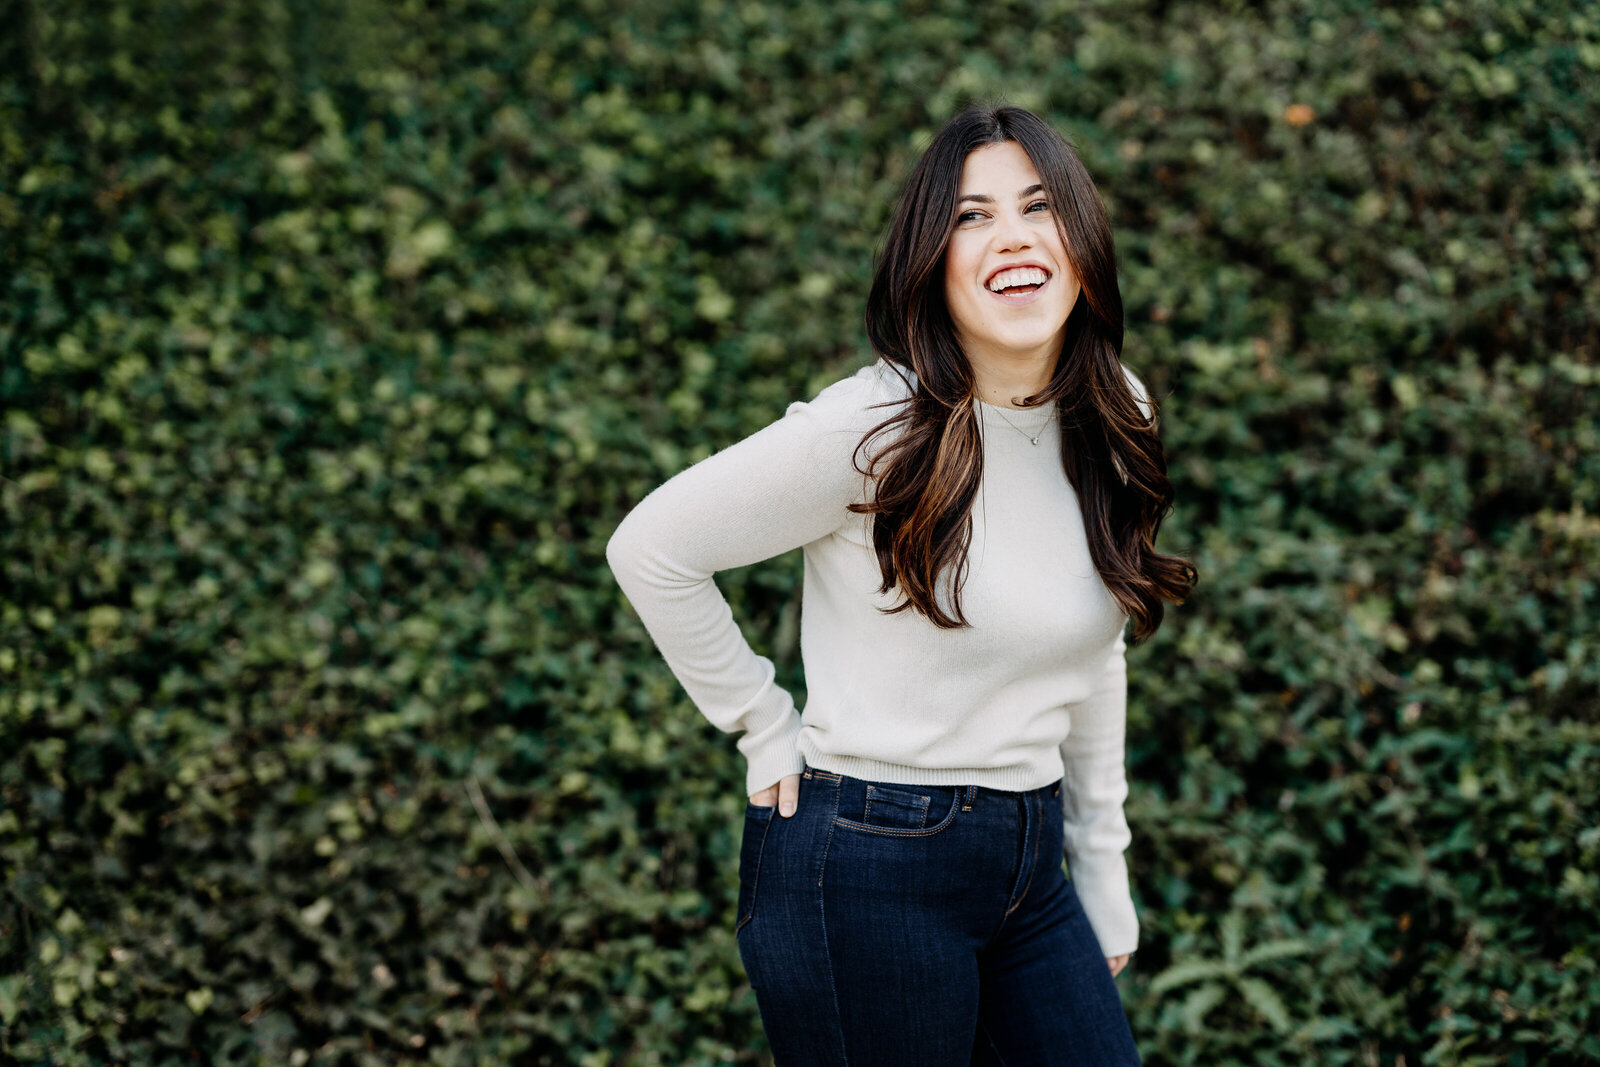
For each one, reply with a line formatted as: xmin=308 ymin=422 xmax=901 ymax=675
xmin=604 ymin=356 xmax=1151 ymax=957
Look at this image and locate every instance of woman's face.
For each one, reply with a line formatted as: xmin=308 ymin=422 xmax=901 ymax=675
xmin=941 ymin=140 xmax=1079 ymax=370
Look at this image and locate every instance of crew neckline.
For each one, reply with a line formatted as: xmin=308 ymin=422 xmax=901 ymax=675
xmin=974 ymin=397 xmax=1055 ymax=425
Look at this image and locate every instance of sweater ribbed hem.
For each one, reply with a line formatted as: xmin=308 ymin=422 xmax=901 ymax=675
xmin=797 ymin=735 xmax=1061 ymax=793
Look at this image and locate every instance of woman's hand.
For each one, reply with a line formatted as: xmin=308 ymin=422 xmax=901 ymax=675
xmin=749 ymin=773 xmax=802 ymax=817
xmin=1107 ymin=954 xmax=1129 ymax=978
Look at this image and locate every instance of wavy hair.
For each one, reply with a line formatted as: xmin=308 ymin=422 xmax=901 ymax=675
xmin=848 ymin=104 xmax=1197 ymax=641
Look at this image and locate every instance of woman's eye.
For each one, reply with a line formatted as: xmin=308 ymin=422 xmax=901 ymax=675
xmin=957 ymin=210 xmax=983 ymax=223
xmin=1026 ymin=200 xmax=1050 ymax=213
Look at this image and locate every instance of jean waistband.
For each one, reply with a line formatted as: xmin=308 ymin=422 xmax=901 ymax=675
xmin=802 ymin=766 xmax=1062 ymax=805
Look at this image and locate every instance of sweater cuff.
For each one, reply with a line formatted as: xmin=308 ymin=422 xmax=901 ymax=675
xmin=735 ymin=699 xmax=807 ymax=797
xmin=1064 ymin=848 xmax=1140 ymax=958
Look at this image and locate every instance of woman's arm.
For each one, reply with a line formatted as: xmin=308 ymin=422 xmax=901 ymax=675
xmin=1063 ymin=361 xmax=1152 ymax=965
xmin=605 ymin=371 xmax=890 ymax=797
xmin=1058 ymin=633 xmax=1140 ymax=960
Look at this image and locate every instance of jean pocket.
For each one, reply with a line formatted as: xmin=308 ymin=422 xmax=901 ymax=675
xmin=736 ymin=803 xmax=776 ymax=933
xmin=834 ymin=782 xmax=961 ymax=837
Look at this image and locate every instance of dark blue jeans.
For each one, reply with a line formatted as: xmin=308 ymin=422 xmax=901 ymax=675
xmin=735 ymin=766 xmax=1142 ymax=1066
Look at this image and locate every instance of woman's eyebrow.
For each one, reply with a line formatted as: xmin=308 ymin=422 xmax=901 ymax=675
xmin=957 ymin=184 xmax=1045 ymax=204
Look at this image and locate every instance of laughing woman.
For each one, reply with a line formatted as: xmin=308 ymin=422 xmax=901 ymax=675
xmin=605 ymin=104 xmax=1197 ymax=1066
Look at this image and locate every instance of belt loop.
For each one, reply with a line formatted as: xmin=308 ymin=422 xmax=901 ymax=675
xmin=962 ymin=784 xmax=975 ymax=811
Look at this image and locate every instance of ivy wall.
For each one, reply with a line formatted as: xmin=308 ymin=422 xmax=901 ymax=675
xmin=2 ymin=0 xmax=1597 ymax=1063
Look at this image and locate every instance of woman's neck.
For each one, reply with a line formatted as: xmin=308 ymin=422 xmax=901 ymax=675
xmin=965 ymin=348 xmax=1060 ymax=409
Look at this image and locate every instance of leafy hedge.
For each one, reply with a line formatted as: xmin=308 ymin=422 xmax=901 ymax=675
xmin=2 ymin=0 xmax=1597 ymax=1064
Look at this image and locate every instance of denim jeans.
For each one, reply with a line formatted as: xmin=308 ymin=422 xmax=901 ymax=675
xmin=735 ymin=766 xmax=1142 ymax=1066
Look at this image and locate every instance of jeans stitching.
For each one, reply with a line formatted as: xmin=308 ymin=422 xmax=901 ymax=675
xmin=735 ymin=806 xmax=775 ymax=935
xmin=832 ymin=790 xmax=960 ymax=837
xmin=1003 ymin=792 xmax=1039 ymax=919
xmin=978 ymin=1020 xmax=1011 ymax=1066
xmin=862 ymin=785 xmax=932 ymax=829
xmin=815 ymin=773 xmax=849 ymax=1065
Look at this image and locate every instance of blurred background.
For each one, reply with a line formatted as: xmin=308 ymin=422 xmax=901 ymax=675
xmin=2 ymin=0 xmax=1597 ymax=1063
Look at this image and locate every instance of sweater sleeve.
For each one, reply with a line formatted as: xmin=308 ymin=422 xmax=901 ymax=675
xmin=1125 ymin=364 xmax=1152 ymax=421
xmin=1062 ymin=361 xmax=1150 ymax=956
xmin=1058 ymin=631 xmax=1139 ymax=958
xmin=605 ymin=371 xmax=893 ymax=797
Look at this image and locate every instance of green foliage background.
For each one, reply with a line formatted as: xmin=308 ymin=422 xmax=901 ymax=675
xmin=3 ymin=0 xmax=1598 ymax=1063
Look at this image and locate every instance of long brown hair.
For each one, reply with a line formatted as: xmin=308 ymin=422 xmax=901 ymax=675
xmin=849 ymin=104 xmax=1197 ymax=642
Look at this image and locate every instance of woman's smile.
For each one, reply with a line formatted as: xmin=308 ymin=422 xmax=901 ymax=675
xmin=983 ymin=262 xmax=1054 ymax=307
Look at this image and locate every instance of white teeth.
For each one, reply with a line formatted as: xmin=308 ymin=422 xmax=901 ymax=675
xmin=986 ymin=267 xmax=1049 ymax=293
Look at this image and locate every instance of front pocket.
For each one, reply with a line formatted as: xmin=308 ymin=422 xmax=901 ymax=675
xmin=735 ymin=803 xmax=776 ymax=933
xmin=863 ymin=784 xmax=931 ymax=829
xmin=833 ymin=784 xmax=961 ymax=838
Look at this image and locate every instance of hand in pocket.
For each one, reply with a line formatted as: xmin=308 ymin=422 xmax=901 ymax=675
xmin=748 ymin=772 xmax=802 ymax=817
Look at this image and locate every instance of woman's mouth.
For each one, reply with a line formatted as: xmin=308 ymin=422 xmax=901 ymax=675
xmin=984 ymin=266 xmax=1051 ymax=306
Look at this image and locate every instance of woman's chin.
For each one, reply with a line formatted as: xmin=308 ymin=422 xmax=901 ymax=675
xmin=967 ymin=329 xmax=1070 ymax=361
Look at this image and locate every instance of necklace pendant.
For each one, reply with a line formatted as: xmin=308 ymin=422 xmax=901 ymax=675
xmin=1030 ymin=436 xmax=1039 ymax=445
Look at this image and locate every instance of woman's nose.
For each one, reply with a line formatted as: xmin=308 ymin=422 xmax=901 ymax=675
xmin=992 ymin=210 xmax=1033 ymax=252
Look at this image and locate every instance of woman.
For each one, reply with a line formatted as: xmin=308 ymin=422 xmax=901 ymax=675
xmin=606 ymin=104 xmax=1196 ymax=1065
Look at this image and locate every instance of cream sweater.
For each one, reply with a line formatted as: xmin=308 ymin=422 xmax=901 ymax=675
xmin=604 ymin=356 xmax=1150 ymax=956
